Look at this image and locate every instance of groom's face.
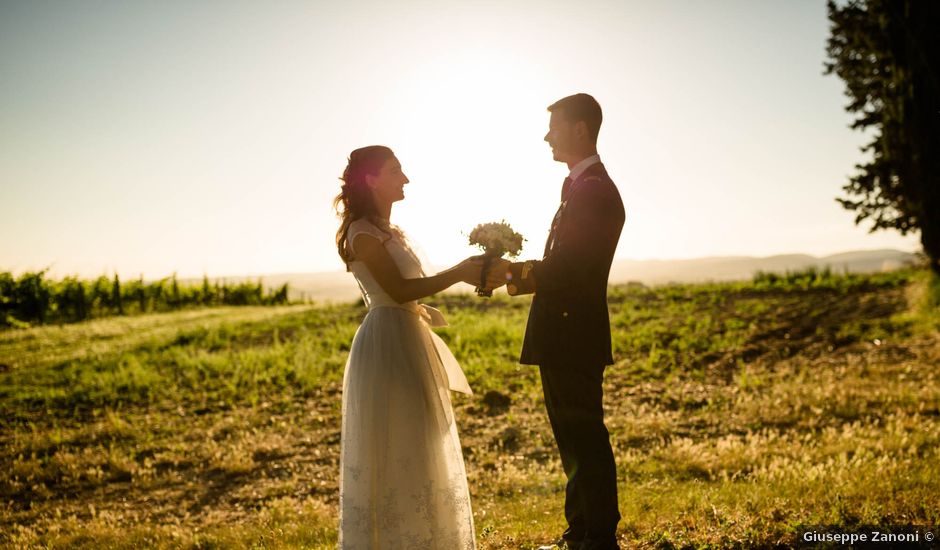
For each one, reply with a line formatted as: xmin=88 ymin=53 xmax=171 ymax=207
xmin=544 ymin=110 xmax=576 ymax=163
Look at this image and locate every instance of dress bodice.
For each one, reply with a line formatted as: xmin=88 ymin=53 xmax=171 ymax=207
xmin=346 ymin=219 xmax=425 ymax=309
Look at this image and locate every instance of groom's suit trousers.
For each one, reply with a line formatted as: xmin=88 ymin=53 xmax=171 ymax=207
xmin=539 ymin=360 xmax=620 ymax=548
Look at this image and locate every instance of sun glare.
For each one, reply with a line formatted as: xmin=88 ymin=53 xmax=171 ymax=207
xmin=375 ymin=47 xmax=568 ymax=270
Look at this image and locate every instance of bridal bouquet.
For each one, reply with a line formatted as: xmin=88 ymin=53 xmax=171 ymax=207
xmin=467 ymin=221 xmax=524 ymax=297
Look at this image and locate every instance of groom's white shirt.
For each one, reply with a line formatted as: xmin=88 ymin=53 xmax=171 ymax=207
xmin=568 ymin=153 xmax=601 ymax=182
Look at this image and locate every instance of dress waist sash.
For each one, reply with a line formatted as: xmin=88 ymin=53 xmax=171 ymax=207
xmin=368 ymin=303 xmax=473 ymax=396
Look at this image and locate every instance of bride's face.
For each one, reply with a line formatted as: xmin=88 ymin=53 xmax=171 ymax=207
xmin=366 ymin=156 xmax=409 ymax=204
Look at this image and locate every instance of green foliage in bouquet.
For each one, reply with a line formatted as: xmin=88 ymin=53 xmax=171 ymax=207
xmin=467 ymin=221 xmax=524 ymax=259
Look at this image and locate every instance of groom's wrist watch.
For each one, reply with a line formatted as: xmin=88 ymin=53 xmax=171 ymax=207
xmin=506 ymin=261 xmax=536 ymax=296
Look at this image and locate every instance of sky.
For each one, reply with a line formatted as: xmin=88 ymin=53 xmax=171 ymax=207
xmin=0 ymin=0 xmax=921 ymax=279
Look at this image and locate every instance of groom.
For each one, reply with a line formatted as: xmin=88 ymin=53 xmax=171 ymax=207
xmin=499 ymin=93 xmax=625 ymax=550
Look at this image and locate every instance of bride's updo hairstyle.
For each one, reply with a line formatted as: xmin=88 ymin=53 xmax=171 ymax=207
xmin=334 ymin=145 xmax=396 ymax=266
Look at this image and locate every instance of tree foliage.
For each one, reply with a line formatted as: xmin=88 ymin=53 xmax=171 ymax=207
xmin=825 ymin=0 xmax=940 ymax=275
xmin=0 ymin=271 xmax=291 ymax=328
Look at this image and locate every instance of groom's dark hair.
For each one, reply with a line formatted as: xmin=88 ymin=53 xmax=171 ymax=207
xmin=548 ymin=93 xmax=602 ymax=144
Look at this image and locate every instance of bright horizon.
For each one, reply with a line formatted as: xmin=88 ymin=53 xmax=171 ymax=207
xmin=0 ymin=0 xmax=921 ymax=280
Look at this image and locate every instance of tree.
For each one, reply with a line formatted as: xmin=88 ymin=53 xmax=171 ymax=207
xmin=170 ymin=273 xmax=180 ymax=307
xmin=14 ymin=270 xmax=51 ymax=324
xmin=136 ymin=275 xmax=147 ymax=313
xmin=202 ymin=275 xmax=212 ymax=305
xmin=825 ymin=0 xmax=940 ymax=276
xmin=111 ymin=274 xmax=124 ymax=315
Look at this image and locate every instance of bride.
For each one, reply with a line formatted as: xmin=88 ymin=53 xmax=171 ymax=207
xmin=333 ymin=145 xmax=502 ymax=548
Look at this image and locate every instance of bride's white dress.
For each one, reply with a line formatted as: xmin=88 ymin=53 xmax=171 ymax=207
xmin=339 ymin=219 xmax=476 ymax=549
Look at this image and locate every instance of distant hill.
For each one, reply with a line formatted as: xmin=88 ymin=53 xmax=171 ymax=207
xmin=188 ymin=249 xmax=918 ymax=303
xmin=607 ymin=249 xmax=917 ymax=286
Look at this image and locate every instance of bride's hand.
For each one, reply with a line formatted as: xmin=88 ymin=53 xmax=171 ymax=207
xmin=455 ymin=256 xmax=485 ymax=286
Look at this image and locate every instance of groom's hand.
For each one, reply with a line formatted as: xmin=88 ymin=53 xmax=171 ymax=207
xmin=505 ymin=261 xmax=537 ymax=295
xmin=483 ymin=258 xmax=511 ymax=291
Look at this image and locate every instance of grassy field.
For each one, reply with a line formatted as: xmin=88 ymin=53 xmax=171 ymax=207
xmin=1 ymin=269 xmax=938 ymax=548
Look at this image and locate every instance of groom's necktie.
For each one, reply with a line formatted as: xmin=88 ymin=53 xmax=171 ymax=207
xmin=545 ymin=177 xmax=574 ymax=257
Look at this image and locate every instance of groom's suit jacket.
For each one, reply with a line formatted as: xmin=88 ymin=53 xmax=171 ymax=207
xmin=519 ymin=162 xmax=625 ymax=367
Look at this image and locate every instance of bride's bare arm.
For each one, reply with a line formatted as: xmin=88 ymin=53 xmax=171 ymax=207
xmin=353 ymin=234 xmax=503 ymax=304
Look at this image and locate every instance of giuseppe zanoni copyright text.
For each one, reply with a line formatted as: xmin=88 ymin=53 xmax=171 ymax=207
xmin=798 ymin=526 xmax=938 ymax=548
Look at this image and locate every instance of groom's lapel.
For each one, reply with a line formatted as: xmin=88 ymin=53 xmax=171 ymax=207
xmin=543 ymin=163 xmax=606 ymax=258
xmin=544 ymin=182 xmax=569 ymax=258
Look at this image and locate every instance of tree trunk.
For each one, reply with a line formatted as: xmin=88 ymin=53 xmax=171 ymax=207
xmin=910 ymin=0 xmax=940 ymax=276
